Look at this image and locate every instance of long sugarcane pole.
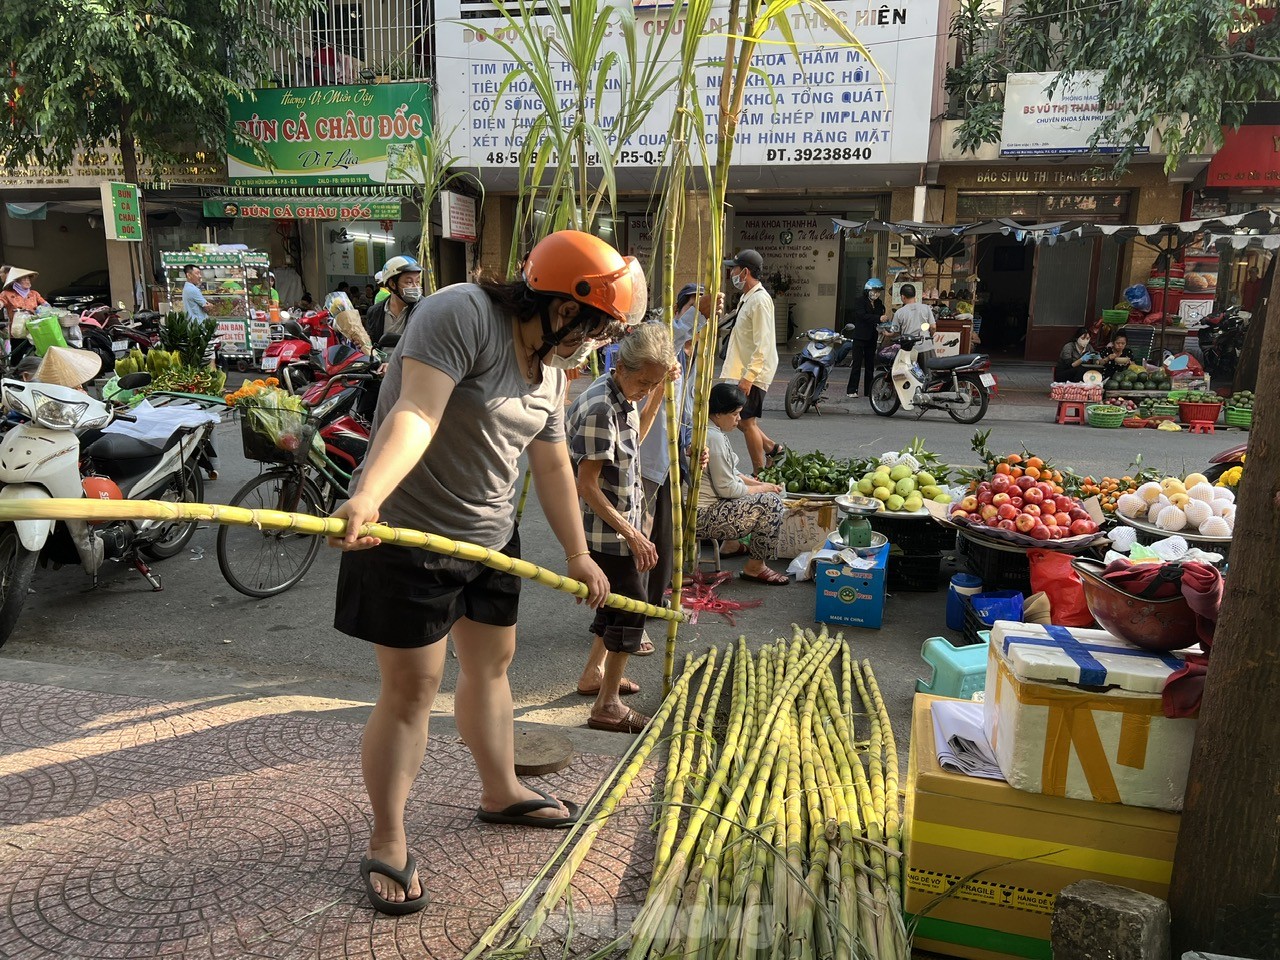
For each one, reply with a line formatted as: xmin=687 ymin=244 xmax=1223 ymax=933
xmin=0 ymin=499 xmax=686 ymax=623
xmin=662 ymin=183 xmax=687 ymax=696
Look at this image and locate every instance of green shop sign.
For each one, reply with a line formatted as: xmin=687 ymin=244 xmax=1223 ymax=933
xmin=203 ymin=199 xmax=402 ymax=221
xmin=227 ymin=83 xmax=432 ymax=186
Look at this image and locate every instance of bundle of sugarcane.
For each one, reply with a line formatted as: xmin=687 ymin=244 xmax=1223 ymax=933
xmin=477 ymin=627 xmax=906 ymax=960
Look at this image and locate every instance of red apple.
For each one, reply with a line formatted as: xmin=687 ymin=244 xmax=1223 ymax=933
xmin=977 ymin=489 xmax=995 ymax=505
xmin=992 ymin=492 xmax=1012 ymax=508
xmin=1023 ymin=487 xmax=1044 ymax=505
xmin=978 ymin=481 xmax=992 ymax=494
xmin=960 ymin=496 xmax=979 ymax=512
xmin=1043 ymin=513 xmax=1057 ymax=527
xmin=1014 ymin=513 xmax=1037 ymax=533
xmin=1056 ymin=496 xmax=1076 ymax=514
xmin=991 ymin=474 xmax=1011 ymax=493
xmin=1050 ymin=526 xmax=1066 ymax=539
xmin=998 ymin=503 xmax=1019 ymax=521
xmin=980 ymin=504 xmax=999 ymax=521
xmin=1068 ymin=507 xmax=1090 ymax=522
xmin=998 ymin=518 xmax=1017 ymax=532
xmin=1029 ymin=523 xmax=1051 ymax=541
xmin=1070 ymin=518 xmax=1097 ymax=536
xmin=1016 ymin=476 xmax=1036 ymax=491
xmin=1022 ymin=503 xmax=1041 ymax=517
xmin=1037 ymin=481 xmax=1056 ymax=498
xmin=950 ymin=509 xmax=969 ymax=522
xmin=986 ymin=517 xmax=1000 ymax=528
xmin=1054 ymin=511 xmax=1072 ymax=527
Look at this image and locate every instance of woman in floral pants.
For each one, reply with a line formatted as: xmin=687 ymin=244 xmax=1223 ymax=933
xmin=696 ymin=383 xmax=790 ymax=584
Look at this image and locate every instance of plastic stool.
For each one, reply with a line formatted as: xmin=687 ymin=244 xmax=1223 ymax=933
xmin=916 ymin=634 xmax=991 ymax=700
xmin=1055 ymin=400 xmax=1086 ymax=425
xmin=1189 ymin=420 xmax=1215 ymax=434
xmin=696 ymin=538 xmax=722 ymax=572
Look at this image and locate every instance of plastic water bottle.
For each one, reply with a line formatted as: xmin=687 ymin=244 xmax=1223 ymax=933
xmin=946 ymin=573 xmax=983 ymax=631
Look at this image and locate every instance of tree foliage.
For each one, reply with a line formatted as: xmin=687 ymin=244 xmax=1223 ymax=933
xmin=0 ymin=0 xmax=319 ymax=177
xmin=947 ymin=0 xmax=1280 ymax=170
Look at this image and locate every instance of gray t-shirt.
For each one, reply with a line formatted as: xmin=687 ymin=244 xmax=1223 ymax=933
xmin=354 ymin=283 xmax=566 ymax=547
xmin=893 ymin=302 xmax=935 ymax=352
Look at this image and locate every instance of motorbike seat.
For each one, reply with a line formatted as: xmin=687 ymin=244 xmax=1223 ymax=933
xmin=922 ymin=353 xmax=980 ymax=371
xmin=83 ymin=430 xmax=186 ymax=462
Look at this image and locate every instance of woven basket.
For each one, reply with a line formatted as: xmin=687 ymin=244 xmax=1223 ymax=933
xmin=1151 ymin=402 xmax=1178 ymax=418
xmin=1178 ymin=400 xmax=1223 ymax=425
xmin=1225 ymin=407 xmax=1253 ymax=429
xmin=1086 ymin=404 xmax=1127 ymax=428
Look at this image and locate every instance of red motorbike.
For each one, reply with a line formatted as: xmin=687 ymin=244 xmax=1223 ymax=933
xmin=77 ymin=306 xmax=162 ymax=362
xmin=259 ymin=311 xmax=339 ymax=384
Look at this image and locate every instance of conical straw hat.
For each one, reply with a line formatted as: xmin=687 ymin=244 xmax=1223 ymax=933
xmin=35 ymin=346 xmax=102 ymax=388
xmin=3 ymin=267 xmax=37 ymax=290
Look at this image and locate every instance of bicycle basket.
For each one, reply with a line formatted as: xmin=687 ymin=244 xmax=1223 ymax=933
xmin=239 ymin=406 xmax=320 ymax=465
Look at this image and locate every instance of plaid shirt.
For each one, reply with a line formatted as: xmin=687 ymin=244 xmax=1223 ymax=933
xmin=567 ymin=374 xmax=642 ymax=556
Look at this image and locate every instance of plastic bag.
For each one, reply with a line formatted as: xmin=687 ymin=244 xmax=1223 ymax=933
xmin=1163 ymin=352 xmax=1203 ymax=377
xmin=1124 ymin=284 xmax=1152 ymax=312
xmin=1027 ymin=549 xmax=1093 ymax=626
xmin=970 ymin=590 xmax=1024 ymax=626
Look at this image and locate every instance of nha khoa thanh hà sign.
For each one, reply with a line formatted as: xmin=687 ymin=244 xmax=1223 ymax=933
xmin=227 ymin=83 xmax=433 ymax=186
xmin=999 ymin=72 xmax=1151 ymax=157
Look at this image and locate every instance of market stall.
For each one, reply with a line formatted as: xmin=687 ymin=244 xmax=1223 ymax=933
xmin=161 ymin=249 xmax=272 ymax=370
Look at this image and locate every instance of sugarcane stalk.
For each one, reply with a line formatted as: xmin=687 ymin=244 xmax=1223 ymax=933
xmin=0 ymin=498 xmax=685 ymax=623
xmin=496 ymin=653 xmax=710 ymax=957
xmin=515 ymin=468 xmax=533 ymax=522
xmin=862 ymin=661 xmax=906 ymax=960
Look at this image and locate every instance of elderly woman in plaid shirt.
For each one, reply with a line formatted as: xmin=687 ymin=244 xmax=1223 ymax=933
xmin=567 ymin=323 xmax=678 ymax=734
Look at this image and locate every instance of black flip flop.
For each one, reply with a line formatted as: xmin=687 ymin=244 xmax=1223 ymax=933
xmin=360 ymin=853 xmax=429 ymax=916
xmin=476 ymin=786 xmax=580 ymax=829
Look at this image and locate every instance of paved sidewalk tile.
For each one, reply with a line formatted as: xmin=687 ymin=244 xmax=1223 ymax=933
xmin=0 ymin=681 xmax=657 ymax=959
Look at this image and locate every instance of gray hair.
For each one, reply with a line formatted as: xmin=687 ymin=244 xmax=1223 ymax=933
xmin=616 ymin=321 xmax=674 ymax=372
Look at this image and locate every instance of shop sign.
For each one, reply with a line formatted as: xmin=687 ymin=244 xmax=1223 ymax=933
xmin=732 ymin=215 xmax=840 ymax=333
xmin=440 ymin=190 xmax=477 ymax=242
xmin=216 ymin=320 xmax=250 ymax=349
xmin=1205 ymin=124 xmax=1280 ymax=187
xmin=0 ymin=147 xmax=225 ymax=188
xmin=227 ymin=83 xmax=433 ymax=186
xmin=999 ymin=72 xmax=1150 ymax=157
xmin=100 ymin=181 xmax=143 ymax=242
xmin=435 ymin=0 xmax=938 ymax=169
xmin=203 ymin=199 xmax=403 ymax=220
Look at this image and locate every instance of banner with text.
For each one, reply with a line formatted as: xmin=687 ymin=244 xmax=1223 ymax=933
xmin=202 ymin=199 xmax=402 ymax=220
xmin=733 ymin=216 xmax=840 ymax=336
xmin=434 ymin=0 xmax=937 ymax=169
xmin=227 ymin=83 xmax=433 ymax=186
xmin=999 ymin=72 xmax=1150 ymax=157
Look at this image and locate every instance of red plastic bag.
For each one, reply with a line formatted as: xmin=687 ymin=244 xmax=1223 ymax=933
xmin=1028 ymin=549 xmax=1094 ymax=627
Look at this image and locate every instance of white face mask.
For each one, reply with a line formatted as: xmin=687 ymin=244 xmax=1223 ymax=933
xmin=1077 ymin=336 xmax=1090 ymax=348
xmin=544 ymin=338 xmax=599 ymax=370
xmin=400 ymin=285 xmax=422 ymax=303
xmin=731 ymin=273 xmax=745 ymax=291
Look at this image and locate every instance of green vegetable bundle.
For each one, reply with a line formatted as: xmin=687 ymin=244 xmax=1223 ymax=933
xmin=757 ymin=450 xmax=865 ymax=495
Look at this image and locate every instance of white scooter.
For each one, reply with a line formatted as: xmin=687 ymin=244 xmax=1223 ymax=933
xmin=0 ymin=374 xmax=216 ymax=647
xmin=869 ymin=322 xmax=995 ymax=424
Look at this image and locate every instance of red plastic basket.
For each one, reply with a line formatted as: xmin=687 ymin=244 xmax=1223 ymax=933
xmin=1178 ymin=400 xmax=1222 ymax=424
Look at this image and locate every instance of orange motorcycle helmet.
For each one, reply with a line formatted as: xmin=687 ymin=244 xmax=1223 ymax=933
xmin=82 ymin=475 xmax=123 ymax=502
xmin=522 ymin=230 xmax=648 ymax=331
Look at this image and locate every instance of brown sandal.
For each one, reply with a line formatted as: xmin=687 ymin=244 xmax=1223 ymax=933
xmin=576 ymin=677 xmax=641 ymax=696
xmin=739 ymin=568 xmax=790 ymax=586
xmin=587 ymin=708 xmax=652 ymax=734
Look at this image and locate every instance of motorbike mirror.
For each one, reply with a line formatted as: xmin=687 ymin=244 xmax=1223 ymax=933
xmin=282 ymin=319 xmax=307 ymax=340
xmin=377 ymin=333 xmax=401 ymax=350
xmin=117 ymin=372 xmax=153 ymax=390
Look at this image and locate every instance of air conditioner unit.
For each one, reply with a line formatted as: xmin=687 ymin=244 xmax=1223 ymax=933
xmin=889 ymin=240 xmax=916 ymax=258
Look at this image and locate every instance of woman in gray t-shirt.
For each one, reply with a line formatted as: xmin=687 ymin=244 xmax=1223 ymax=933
xmin=328 ymin=230 xmax=646 ymax=916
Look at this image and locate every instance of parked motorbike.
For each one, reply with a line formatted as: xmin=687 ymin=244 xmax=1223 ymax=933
xmin=1197 ymin=306 xmax=1249 ymax=381
xmin=78 ymin=305 xmax=162 ymax=361
xmin=8 ymin=307 xmax=116 ymax=377
xmin=259 ymin=311 xmax=338 ymax=384
xmin=869 ymin=324 xmax=994 ymax=424
xmin=784 ymin=328 xmax=849 ymax=419
xmin=0 ymin=372 xmax=217 ymax=646
xmin=1205 ymin=442 xmax=1247 ymax=484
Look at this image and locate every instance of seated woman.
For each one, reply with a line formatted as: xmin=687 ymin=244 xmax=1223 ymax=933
xmin=1100 ymin=331 xmax=1134 ymax=381
xmin=1053 ymin=327 xmax=1094 ymax=382
xmin=696 ymin=383 xmax=790 ymax=585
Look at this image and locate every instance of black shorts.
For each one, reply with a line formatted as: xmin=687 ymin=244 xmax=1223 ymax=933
xmin=334 ymin=529 xmax=521 ymax=648
xmin=740 ymin=384 xmax=766 ymax=420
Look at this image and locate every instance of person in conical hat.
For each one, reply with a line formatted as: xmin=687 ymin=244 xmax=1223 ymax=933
xmin=1 ymin=266 xmax=48 ymax=320
xmin=34 ymin=345 xmax=102 ymax=391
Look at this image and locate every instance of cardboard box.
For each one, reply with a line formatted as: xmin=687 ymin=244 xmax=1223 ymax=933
xmin=906 ymin=694 xmax=1181 ymax=960
xmin=985 ymin=621 xmax=1197 ymax=812
xmin=776 ymin=499 xmax=837 ymax=559
xmin=813 ymin=542 xmax=887 ymax=628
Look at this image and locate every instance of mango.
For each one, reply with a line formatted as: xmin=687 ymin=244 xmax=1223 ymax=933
xmin=921 ymin=485 xmax=942 ymax=499
xmin=895 ymin=477 xmax=917 ymax=497
xmin=857 ymin=477 xmax=875 ymax=496
xmin=916 ymin=471 xmax=936 ymax=488
xmin=933 ymin=492 xmax=952 ymax=504
xmin=873 ymin=486 xmax=892 ymax=502
xmin=889 ymin=464 xmax=912 ymax=482
xmin=886 ymin=494 xmax=905 ymax=511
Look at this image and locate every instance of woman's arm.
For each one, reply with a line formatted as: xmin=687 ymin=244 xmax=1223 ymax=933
xmin=329 ymin=357 xmax=454 ymax=548
xmin=526 ymin=439 xmax=614 ymax=603
xmin=572 ymin=457 xmax=657 ymax=571
xmin=707 ymin=433 xmax=750 ymax=499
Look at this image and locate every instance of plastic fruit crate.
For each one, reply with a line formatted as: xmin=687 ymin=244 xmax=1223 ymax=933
xmin=1225 ymin=407 xmax=1253 ymax=429
xmin=1178 ymin=400 xmax=1222 ymax=424
xmin=1086 ymin=404 xmax=1127 ymax=428
xmin=956 ymin=535 xmax=1033 ymax=594
xmin=870 ymin=513 xmax=956 ymax=557
xmin=888 ymin=552 xmax=944 ymax=592
xmin=1151 ymin=402 xmax=1178 ymax=418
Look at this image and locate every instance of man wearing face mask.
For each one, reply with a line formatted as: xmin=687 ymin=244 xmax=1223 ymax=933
xmin=364 ymin=256 xmax=424 ymax=345
xmin=328 ymin=230 xmax=643 ymax=915
xmin=1054 ymin=326 xmax=1095 ymax=382
xmin=843 ymin=277 xmax=886 ymax=401
xmin=720 ymin=249 xmax=783 ymax=472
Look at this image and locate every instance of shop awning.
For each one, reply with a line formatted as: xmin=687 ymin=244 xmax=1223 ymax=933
xmin=203 ymin=196 xmax=403 ymax=221
xmin=831 ymin=217 xmax=1080 ymax=262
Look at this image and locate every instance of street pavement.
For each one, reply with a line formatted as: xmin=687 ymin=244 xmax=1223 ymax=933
xmin=0 ymin=358 xmax=1242 ymax=957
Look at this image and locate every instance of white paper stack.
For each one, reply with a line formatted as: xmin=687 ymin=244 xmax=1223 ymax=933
xmin=931 ymin=699 xmax=1005 ymax=781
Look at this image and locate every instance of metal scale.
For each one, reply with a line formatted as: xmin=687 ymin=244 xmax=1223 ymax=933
xmin=834 ymin=494 xmax=887 ymax=552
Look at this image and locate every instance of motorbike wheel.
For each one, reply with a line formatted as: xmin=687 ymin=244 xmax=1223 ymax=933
xmin=0 ymin=524 xmax=39 ymax=648
xmin=141 ymin=464 xmax=205 ymax=559
xmin=947 ymin=374 xmax=991 ymax=425
xmin=216 ymin=469 xmax=325 ymax=598
xmin=869 ymin=373 xmax=900 ymax=417
xmin=785 ymin=371 xmax=815 ymax=419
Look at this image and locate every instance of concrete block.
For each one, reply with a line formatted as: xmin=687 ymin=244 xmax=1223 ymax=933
xmin=1052 ymin=879 xmax=1171 ymax=960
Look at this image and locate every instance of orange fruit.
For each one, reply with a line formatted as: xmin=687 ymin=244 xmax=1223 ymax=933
xmin=1007 ymin=454 xmax=1023 ymax=465
xmin=1025 ymin=466 xmax=1041 ymax=480
xmin=996 ymin=463 xmax=1011 ymax=476
xmin=1027 ymin=456 xmax=1044 ymax=470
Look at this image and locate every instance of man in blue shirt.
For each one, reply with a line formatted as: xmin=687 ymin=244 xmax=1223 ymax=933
xmin=181 ymin=264 xmax=208 ymax=319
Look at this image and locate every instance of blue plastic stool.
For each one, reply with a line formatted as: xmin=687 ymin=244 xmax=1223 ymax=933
xmin=598 ymin=343 xmax=619 ymax=372
xmin=916 ymin=632 xmax=991 ymax=700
